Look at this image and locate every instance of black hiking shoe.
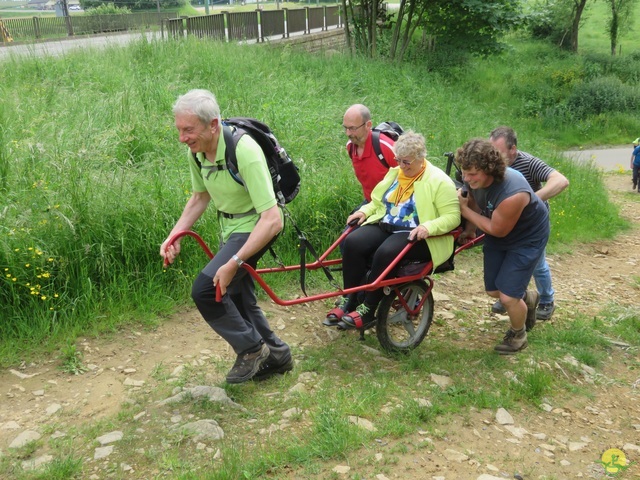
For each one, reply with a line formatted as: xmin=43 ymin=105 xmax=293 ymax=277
xmin=253 ymin=355 xmax=294 ymax=381
xmin=492 ymin=300 xmax=506 ymax=314
xmin=536 ymin=302 xmax=555 ymax=321
xmin=226 ymin=344 xmax=270 ymax=384
xmin=253 ymin=344 xmax=293 ymax=381
xmin=494 ymin=328 xmax=528 ymax=355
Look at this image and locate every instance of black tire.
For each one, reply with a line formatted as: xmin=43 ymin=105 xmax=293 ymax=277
xmin=376 ymin=281 xmax=434 ymax=353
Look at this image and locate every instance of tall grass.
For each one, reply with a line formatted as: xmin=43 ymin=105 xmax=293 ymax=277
xmin=0 ymin=35 xmax=634 ymax=363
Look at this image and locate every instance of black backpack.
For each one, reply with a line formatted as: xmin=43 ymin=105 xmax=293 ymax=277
xmin=371 ymin=121 xmax=404 ymax=168
xmin=192 ymin=117 xmax=301 ymax=209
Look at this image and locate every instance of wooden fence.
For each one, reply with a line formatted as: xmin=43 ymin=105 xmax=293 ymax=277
xmin=0 ymin=6 xmax=342 ymax=45
xmin=166 ymin=5 xmax=342 ymax=43
xmin=0 ymin=12 xmax=173 ymax=43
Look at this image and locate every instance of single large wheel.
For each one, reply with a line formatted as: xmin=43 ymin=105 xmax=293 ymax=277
xmin=376 ymin=281 xmax=434 ymax=353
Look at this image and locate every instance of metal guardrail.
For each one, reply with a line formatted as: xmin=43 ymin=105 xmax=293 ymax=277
xmin=286 ymin=8 xmax=307 ymax=37
xmin=260 ymin=9 xmax=285 ymax=40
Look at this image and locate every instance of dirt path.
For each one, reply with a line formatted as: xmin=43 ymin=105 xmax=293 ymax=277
xmin=0 ymin=174 xmax=638 ymax=478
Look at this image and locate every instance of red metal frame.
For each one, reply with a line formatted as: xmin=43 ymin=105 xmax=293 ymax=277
xmin=164 ymin=227 xmax=484 ymax=307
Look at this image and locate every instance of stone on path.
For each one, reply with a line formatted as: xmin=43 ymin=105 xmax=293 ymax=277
xmin=96 ymin=431 xmax=123 ymax=445
xmin=348 ymin=416 xmax=377 ymax=432
xmin=123 ymin=378 xmax=145 ymax=387
xmin=94 ymin=445 xmax=114 ymax=460
xmin=333 ymin=465 xmax=350 ymax=474
xmin=22 ymin=454 xmax=53 ymax=471
xmin=9 ymin=430 xmax=41 ymax=449
xmin=430 ymin=373 xmax=452 ymax=388
xmin=443 ymin=448 xmax=469 ymax=462
xmin=172 ymin=419 xmax=224 ymax=441
xmin=568 ymin=442 xmax=588 ymax=451
xmin=157 ymin=386 xmax=242 ymax=409
xmin=1 ymin=421 xmax=20 ymax=430
xmin=46 ymin=403 xmax=62 ymax=415
xmin=495 ymin=407 xmax=514 ymax=425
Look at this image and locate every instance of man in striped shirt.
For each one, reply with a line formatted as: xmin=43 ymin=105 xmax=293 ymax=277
xmin=489 ymin=126 xmax=569 ymax=321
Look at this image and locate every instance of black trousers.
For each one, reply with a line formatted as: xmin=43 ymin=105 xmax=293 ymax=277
xmin=342 ymin=224 xmax=431 ymax=308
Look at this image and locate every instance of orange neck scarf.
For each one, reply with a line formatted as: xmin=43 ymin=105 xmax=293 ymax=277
xmin=390 ymin=162 xmax=427 ymax=206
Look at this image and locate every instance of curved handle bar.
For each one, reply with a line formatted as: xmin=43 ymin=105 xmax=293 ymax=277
xmin=162 ymin=230 xmax=215 ymax=268
xmin=162 ymin=231 xmax=226 ymax=302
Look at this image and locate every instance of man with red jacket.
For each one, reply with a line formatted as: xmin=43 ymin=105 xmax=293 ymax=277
xmin=343 ymin=104 xmax=397 ymax=204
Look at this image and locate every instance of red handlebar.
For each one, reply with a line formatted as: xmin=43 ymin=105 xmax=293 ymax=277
xmin=163 ymin=231 xmax=235 ymax=303
xmin=162 ymin=227 xmax=482 ymax=307
xmin=162 ymin=230 xmax=215 ymax=267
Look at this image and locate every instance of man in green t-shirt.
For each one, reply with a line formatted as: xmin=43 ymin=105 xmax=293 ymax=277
xmin=161 ymin=89 xmax=292 ymax=384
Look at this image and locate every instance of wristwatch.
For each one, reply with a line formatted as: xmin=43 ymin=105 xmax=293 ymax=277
xmin=232 ymin=254 xmax=244 ymax=267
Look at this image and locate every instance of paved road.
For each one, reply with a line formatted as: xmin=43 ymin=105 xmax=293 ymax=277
xmin=0 ymin=31 xmax=160 ymax=61
xmin=563 ymin=146 xmax=634 ymax=172
xmin=0 ymin=24 xmax=320 ymax=61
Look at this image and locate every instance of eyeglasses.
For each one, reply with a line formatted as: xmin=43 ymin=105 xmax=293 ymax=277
xmin=342 ymin=122 xmax=366 ymax=133
xmin=396 ymin=157 xmax=416 ymax=167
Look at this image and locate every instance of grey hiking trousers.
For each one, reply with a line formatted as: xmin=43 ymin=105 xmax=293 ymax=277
xmin=191 ymin=233 xmax=289 ymax=356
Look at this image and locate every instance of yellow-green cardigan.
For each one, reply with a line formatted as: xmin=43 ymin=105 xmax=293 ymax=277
xmin=358 ymin=162 xmax=461 ymax=270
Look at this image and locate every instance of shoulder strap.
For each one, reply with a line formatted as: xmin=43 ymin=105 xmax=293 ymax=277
xmin=222 ymin=124 xmax=245 ymax=187
xmin=192 ymin=152 xmax=202 ymax=170
xmin=371 ymin=130 xmax=390 ymax=169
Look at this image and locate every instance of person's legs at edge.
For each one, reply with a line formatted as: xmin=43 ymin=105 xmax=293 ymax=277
xmin=484 ymin=245 xmax=541 ymax=354
xmin=325 ymin=224 xmax=385 ymax=327
xmin=533 ymin=249 xmax=555 ymax=320
xmin=228 ymin=275 xmax=292 ymax=380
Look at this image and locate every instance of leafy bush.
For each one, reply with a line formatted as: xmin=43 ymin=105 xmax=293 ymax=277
xmin=82 ymin=0 xmax=181 ymax=10
xmin=83 ymin=2 xmax=131 ymax=14
xmin=582 ymin=52 xmax=640 ymax=84
xmin=566 ymin=76 xmax=639 ymax=116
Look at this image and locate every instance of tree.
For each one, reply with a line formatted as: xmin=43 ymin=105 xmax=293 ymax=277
xmin=568 ymin=0 xmax=588 ymax=52
xmin=607 ymin=0 xmax=636 ymax=55
xmin=388 ymin=0 xmax=427 ymax=62
xmin=388 ymin=0 xmax=523 ymax=62
xmin=526 ymin=0 xmax=587 ymax=52
xmin=342 ymin=0 xmax=390 ymax=57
